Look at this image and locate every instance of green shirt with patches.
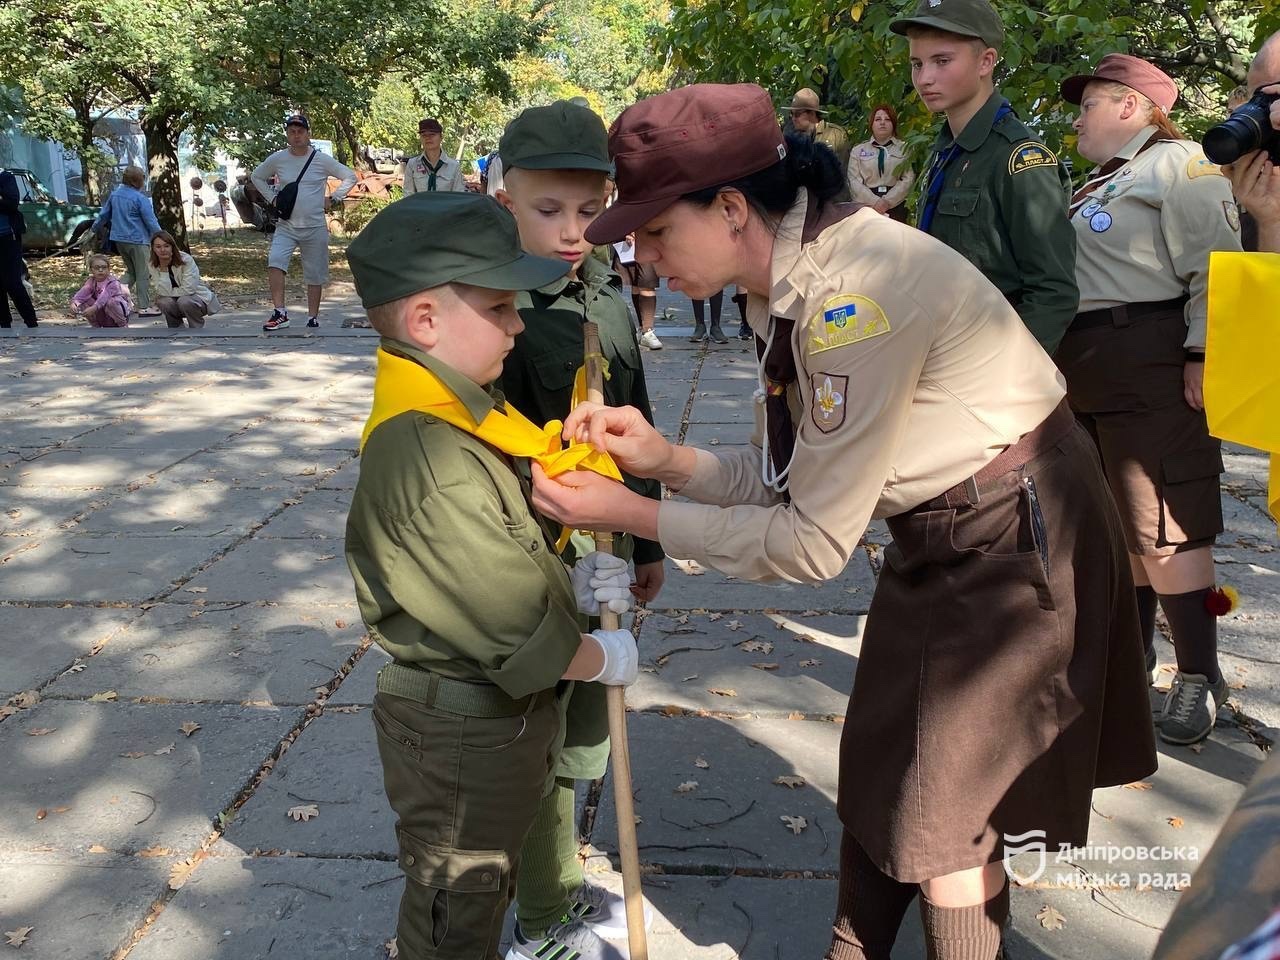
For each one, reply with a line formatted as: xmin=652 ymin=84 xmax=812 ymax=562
xmin=920 ymin=90 xmax=1080 ymax=354
xmin=344 ymin=339 xmax=583 ymax=699
xmin=500 ymin=255 xmax=665 ymax=566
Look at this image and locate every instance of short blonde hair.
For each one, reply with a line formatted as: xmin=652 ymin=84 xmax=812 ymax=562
xmin=122 ymin=166 xmax=145 ymax=189
xmin=364 ymin=296 xmax=411 ymax=338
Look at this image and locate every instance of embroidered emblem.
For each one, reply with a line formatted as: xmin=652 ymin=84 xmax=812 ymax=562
xmin=811 ymin=373 xmax=849 ymax=433
xmin=1224 ymin=200 xmax=1241 ymax=232
xmin=777 ymin=143 xmax=787 ymax=161
xmin=809 ymin=295 xmax=890 ymax=354
xmin=1186 ymin=155 xmax=1223 ymax=180
xmin=1080 ymin=200 xmax=1103 ymax=220
xmin=1008 ymin=143 xmax=1058 ymax=175
xmin=1089 ymin=211 xmax=1113 ymax=233
xmin=927 ymin=0 xmax=941 ymax=7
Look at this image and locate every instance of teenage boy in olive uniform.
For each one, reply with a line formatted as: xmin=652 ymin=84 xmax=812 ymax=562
xmin=494 ymin=100 xmax=663 ymax=960
xmin=893 ymin=0 xmax=1080 ymax=354
xmin=344 ymin=191 xmax=640 ymax=960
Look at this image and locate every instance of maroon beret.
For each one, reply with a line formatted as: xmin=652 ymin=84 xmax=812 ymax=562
xmin=585 ymin=83 xmax=786 ymax=245
xmin=1061 ymin=54 xmax=1179 ymax=114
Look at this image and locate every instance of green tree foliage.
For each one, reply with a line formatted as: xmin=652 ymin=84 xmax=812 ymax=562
xmin=663 ymin=0 xmax=1280 ymax=174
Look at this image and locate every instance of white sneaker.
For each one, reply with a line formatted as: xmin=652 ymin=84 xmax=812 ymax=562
xmin=638 ymin=329 xmax=663 ymax=350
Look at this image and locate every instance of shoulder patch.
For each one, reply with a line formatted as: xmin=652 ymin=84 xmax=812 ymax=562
xmin=1009 ymin=142 xmax=1059 ymax=175
xmin=1224 ymin=200 xmax=1241 ymax=232
xmin=808 ymin=295 xmax=890 ymax=355
xmin=811 ymin=373 xmax=849 ymax=434
xmin=1186 ymin=155 xmax=1224 ymax=180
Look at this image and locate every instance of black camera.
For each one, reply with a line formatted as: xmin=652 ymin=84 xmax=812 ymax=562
xmin=1203 ymin=88 xmax=1280 ymax=165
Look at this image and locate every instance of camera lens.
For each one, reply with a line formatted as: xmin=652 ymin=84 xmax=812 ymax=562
xmin=1203 ymin=112 xmax=1263 ymax=164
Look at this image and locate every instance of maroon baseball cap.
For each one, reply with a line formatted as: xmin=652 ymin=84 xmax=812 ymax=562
xmin=1061 ymin=54 xmax=1179 ymax=113
xmin=585 ymin=83 xmax=787 ymax=244
xmin=418 ymin=118 xmax=443 ymax=134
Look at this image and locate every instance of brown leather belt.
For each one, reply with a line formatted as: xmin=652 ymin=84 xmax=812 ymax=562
xmin=1071 ymin=296 xmax=1187 ymax=332
xmin=926 ymin=400 xmax=1075 ymax=510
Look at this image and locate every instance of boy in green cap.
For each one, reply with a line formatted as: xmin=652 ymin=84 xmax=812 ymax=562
xmin=343 ymin=190 xmax=641 ymax=960
xmin=494 ymin=100 xmax=663 ymax=960
xmin=891 ymin=0 xmax=1080 ymax=355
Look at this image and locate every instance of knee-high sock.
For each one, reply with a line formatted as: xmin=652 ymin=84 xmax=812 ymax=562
xmin=515 ymin=778 xmax=583 ymax=938
xmin=708 ymin=290 xmax=724 ymax=326
xmin=826 ymin=832 xmax=918 ymax=960
xmin=1158 ymin=588 xmax=1220 ymax=680
xmin=733 ymin=291 xmax=748 ymax=324
xmin=918 ymin=881 xmax=1008 ymax=960
xmin=1136 ymin=585 xmax=1158 ymax=658
xmin=691 ymin=298 xmax=705 ymax=325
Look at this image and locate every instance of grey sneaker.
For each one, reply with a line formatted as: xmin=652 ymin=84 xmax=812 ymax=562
xmin=689 ymin=321 xmax=707 ymax=342
xmin=708 ymin=323 xmax=728 ymax=344
xmin=1158 ymin=671 xmax=1228 ymax=745
xmin=638 ymin=329 xmax=663 ymax=350
xmin=505 ymin=916 xmax=624 ymax=960
xmin=567 ymin=880 xmax=653 ymax=939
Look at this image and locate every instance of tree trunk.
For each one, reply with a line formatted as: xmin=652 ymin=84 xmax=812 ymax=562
xmin=333 ymin=109 xmax=371 ymax=172
xmin=73 ymin=101 xmax=100 ymax=205
xmin=141 ymin=111 xmax=188 ymax=248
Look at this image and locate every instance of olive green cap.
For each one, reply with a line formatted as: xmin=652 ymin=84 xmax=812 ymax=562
xmin=346 ymin=192 xmax=569 ymax=308
xmin=499 ymin=101 xmax=613 ymax=173
xmin=890 ymin=0 xmax=1004 ymax=49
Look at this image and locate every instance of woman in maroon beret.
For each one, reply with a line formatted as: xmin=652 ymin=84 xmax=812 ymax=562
xmin=533 ymin=82 xmax=1155 ymax=959
xmin=1057 ymin=54 xmax=1243 ymax=747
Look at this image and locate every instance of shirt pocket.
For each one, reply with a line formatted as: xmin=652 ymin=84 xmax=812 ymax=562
xmin=530 ymin=350 xmax=580 ymax=396
xmin=936 ymin=188 xmax=988 ymax=269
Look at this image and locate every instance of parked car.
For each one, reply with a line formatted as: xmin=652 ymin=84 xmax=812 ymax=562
xmin=10 ymin=168 xmax=100 ymax=253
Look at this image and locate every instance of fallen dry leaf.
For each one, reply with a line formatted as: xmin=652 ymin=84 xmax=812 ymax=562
xmin=385 ymin=938 xmax=399 ymax=958
xmin=780 ymin=815 xmax=808 ymax=835
xmin=87 ymin=690 xmax=118 ymax=702
xmin=773 ymin=776 xmax=806 ymax=789
xmin=799 ymin=659 xmax=823 ymax=668
xmin=1036 ymin=905 xmax=1066 ymax=931
xmin=4 ymin=926 xmax=33 ymax=947
xmin=316 ymin=554 xmax=337 ymax=561
xmin=799 ymin=609 xmax=821 ymax=617
xmin=179 ymin=721 xmax=201 ymax=737
xmin=334 ymin=619 xmax=349 ymax=629
xmin=740 ymin=640 xmax=773 ymax=654
xmin=1188 ymin=742 xmax=1205 ymax=755
xmin=119 ymin=751 xmax=147 ymax=759
xmin=726 ymin=619 xmax=744 ymax=631
xmin=707 ymin=688 xmax=738 ymax=698
xmin=138 ymin=846 xmax=172 ymax=858
xmin=87 ymin=844 xmax=110 ymax=854
xmin=24 ymin=728 xmax=56 ymax=737
xmin=751 ymin=662 xmax=780 ymax=671
xmin=50 ymin=806 xmax=70 ymax=815
xmin=675 ymin=614 xmax=690 ymax=625
xmin=169 ymin=857 xmax=199 ymax=890
xmin=675 ymin=780 xmax=699 ymax=793
xmin=185 ymin=586 xmax=208 ymax=594
xmin=10 ymin=691 xmax=39 ymax=709
xmin=287 ymin=804 xmax=320 ymax=822
xmin=1167 ymin=817 xmax=1184 ymax=829
xmin=1123 ymin=781 xmax=1153 ymax=791
xmin=708 ymin=612 xmax=723 ymax=621
xmin=154 ymin=743 xmax=175 ymax=755
xmin=34 ymin=808 xmax=46 ymax=821
xmin=62 ymin=663 xmax=85 ymax=674
xmin=328 ymin=705 xmax=362 ymax=714
xmin=694 ymin=757 xmax=710 ymax=769
xmin=787 ymin=711 xmax=805 ymax=720
xmin=681 ymin=674 xmax=698 ymax=682
xmin=660 ymin=704 xmax=685 ymax=717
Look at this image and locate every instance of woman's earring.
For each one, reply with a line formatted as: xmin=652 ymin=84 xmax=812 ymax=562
xmin=732 ymin=223 xmax=743 ymax=235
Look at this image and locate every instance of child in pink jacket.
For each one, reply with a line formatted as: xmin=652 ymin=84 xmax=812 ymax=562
xmin=70 ymin=254 xmax=132 ymax=327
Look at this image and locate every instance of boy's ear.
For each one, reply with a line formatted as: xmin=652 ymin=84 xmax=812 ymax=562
xmin=402 ymin=291 xmax=443 ymax=348
xmin=494 ymin=188 xmax=515 ymax=214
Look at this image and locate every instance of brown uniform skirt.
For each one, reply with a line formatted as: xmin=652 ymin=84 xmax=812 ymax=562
xmin=838 ymin=401 xmax=1158 ymax=883
xmin=1055 ymin=300 xmax=1224 ymax=556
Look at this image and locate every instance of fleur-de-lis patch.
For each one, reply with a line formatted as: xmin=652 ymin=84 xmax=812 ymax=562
xmin=811 ymin=373 xmax=849 ymax=434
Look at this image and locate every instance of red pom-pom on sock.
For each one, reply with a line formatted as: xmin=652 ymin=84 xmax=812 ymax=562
xmin=1204 ymin=585 xmax=1239 ymax=617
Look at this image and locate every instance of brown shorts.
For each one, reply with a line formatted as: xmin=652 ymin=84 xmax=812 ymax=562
xmin=1055 ymin=307 xmax=1224 ymax=556
xmin=618 ymin=260 xmax=658 ymax=291
xmin=838 ymin=402 xmax=1157 ymax=882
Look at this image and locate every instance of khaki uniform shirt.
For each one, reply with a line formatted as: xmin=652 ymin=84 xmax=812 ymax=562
xmin=345 ymin=340 xmax=583 ymax=699
xmin=1071 ymin=126 xmax=1243 ymax=349
xmin=814 ymin=120 xmax=851 ymax=170
xmin=501 ymin=256 xmax=664 ymax=565
xmin=656 ymin=196 xmax=1066 ymax=583
xmin=847 ymin=137 xmax=915 ymax=208
xmin=402 ymin=153 xmax=467 ymax=194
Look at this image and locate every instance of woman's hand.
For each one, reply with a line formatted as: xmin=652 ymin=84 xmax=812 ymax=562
xmin=632 ymin=560 xmax=666 ymax=602
xmin=532 ymin=464 xmax=660 ymax=541
xmin=1183 ymin=361 xmax=1205 ymax=411
xmin=873 ymin=199 xmax=891 ymax=215
xmin=564 ymin=402 xmax=676 ymax=479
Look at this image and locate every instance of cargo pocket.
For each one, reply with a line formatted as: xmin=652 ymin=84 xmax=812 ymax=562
xmin=530 ymin=351 xmax=579 ymax=395
xmin=397 ymin=828 xmax=507 ymax=953
xmin=1159 ymin=446 xmax=1224 ymax=546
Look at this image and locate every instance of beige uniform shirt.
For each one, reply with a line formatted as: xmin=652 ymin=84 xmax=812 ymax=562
xmin=656 ymin=196 xmax=1066 ymax=583
xmin=402 ymin=153 xmax=467 ymax=194
xmin=847 ymin=137 xmax=915 ymax=208
xmin=1071 ymin=127 xmax=1242 ymax=348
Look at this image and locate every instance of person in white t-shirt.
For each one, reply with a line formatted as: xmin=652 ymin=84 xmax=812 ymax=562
xmin=251 ymin=115 xmax=356 ymax=331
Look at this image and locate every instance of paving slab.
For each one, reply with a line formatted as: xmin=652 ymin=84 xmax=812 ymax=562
xmin=0 ymin=851 xmax=172 ymax=960
xmin=158 ymin=445 xmax=352 ymax=489
xmin=0 ymin=485 xmax=115 ymax=535
xmin=684 ymin=422 xmax=755 ymax=447
xmin=0 ymin=534 xmax=224 ymax=603
xmin=0 ymin=447 xmax=187 ymax=487
xmin=1220 ymin=494 xmax=1280 ymax=548
xmin=253 ymin=488 xmax=354 ymax=539
xmin=0 ymin=416 xmax=117 ymax=450
xmin=71 ymin=483 xmax=287 ymax=538
xmin=49 ymin=602 xmax=364 ymax=706
xmin=690 ymin=395 xmax=758 ymax=424
xmin=182 ymin=538 xmax=355 ymax=604
xmin=654 ymin=549 xmax=877 ymax=612
xmin=326 ymin=645 xmax=391 ymax=706
xmin=0 ymin=606 xmax=138 ymax=698
xmin=594 ymin=713 xmax=843 ymax=875
xmin=222 ymin=712 xmax=396 ymax=858
xmin=0 ymin=700 xmax=299 ymax=855
xmin=632 ymin=611 xmax=861 ymax=718
xmin=241 ymin=417 xmax=361 ymax=453
xmin=316 ymin=458 xmax=361 ymax=490
xmin=59 ymin=418 xmax=247 ymax=451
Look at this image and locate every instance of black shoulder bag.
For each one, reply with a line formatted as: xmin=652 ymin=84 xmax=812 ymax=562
xmin=272 ymin=150 xmax=316 ymax=221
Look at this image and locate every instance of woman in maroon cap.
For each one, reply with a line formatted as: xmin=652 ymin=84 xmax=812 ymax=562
xmin=1057 ymin=53 xmax=1243 ymax=747
xmin=533 ymin=82 xmax=1155 ymax=959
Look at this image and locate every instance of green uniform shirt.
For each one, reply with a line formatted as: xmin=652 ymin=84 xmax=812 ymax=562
xmin=501 ymin=256 xmax=665 ymax=566
xmin=921 ymin=90 xmax=1080 ymax=354
xmin=345 ymin=339 xmax=584 ymax=699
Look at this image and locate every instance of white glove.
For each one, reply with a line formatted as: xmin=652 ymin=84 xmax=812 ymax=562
xmin=571 ymin=551 xmax=632 ymax=615
xmin=587 ymin=628 xmax=638 ymax=686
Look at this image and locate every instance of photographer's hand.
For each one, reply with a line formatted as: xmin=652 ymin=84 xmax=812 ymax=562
xmin=1224 ymin=84 xmax=1280 ymax=247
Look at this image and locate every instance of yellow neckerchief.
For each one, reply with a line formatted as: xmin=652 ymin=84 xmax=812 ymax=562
xmin=360 ymin=347 xmax=622 ymax=547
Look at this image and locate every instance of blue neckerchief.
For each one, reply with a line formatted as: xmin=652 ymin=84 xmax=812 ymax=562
xmin=918 ymin=99 xmax=1014 ymax=233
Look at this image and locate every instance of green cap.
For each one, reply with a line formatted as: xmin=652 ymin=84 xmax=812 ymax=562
xmin=499 ymin=101 xmax=612 ymax=173
xmin=890 ymin=0 xmax=1004 ymax=49
xmin=346 ymin=192 xmax=569 ymax=309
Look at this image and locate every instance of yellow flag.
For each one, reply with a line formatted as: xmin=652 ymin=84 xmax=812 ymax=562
xmin=1205 ymin=251 xmax=1280 ymax=524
